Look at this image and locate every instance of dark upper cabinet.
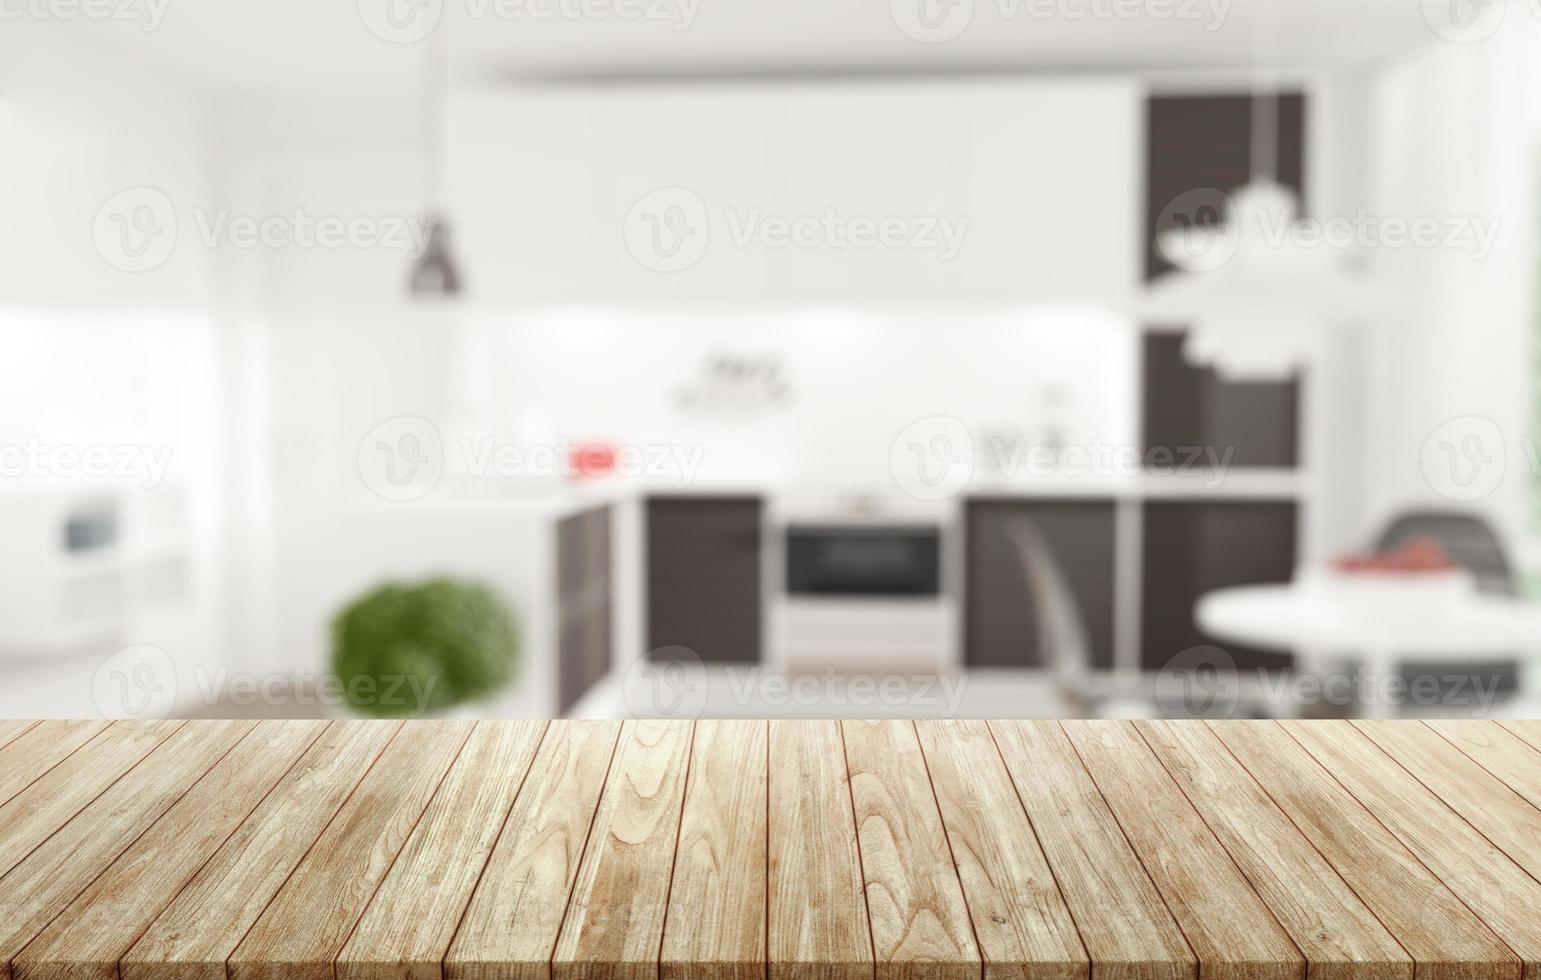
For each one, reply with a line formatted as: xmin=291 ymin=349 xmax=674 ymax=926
xmin=1142 ymin=93 xmax=1306 ymax=469
xmin=964 ymin=499 xmax=1116 ymax=671
xmin=646 ymin=496 xmax=762 ymax=663
xmin=1141 ymin=501 xmax=1297 ymax=672
xmin=1144 ymin=93 xmax=1307 ymax=282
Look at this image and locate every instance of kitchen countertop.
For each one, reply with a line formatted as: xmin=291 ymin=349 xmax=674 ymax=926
xmin=2 ymin=718 xmax=1541 ymax=980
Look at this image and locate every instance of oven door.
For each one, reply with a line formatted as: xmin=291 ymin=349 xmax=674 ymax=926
xmin=785 ymin=525 xmax=941 ymax=597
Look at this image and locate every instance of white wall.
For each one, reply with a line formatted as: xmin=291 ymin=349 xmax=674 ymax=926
xmin=1361 ymin=24 xmax=1536 ymax=548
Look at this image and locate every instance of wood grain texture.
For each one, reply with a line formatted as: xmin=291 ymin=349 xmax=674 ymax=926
xmin=1361 ymin=722 xmax=1541 ymax=887
xmin=0 ymin=720 xmax=183 ymax=880
xmin=12 ymin=721 xmax=327 ymax=980
xmin=552 ymin=719 xmax=695 ymax=980
xmin=1136 ymin=721 xmax=1411 ymax=980
xmin=0 ymin=720 xmax=255 ymax=980
xmin=659 ymin=720 xmax=768 ymax=980
xmin=0 ymin=721 xmax=111 ymax=808
xmin=989 ymin=720 xmax=1196 ymax=980
xmin=6 ymin=719 xmax=1541 ymax=980
xmin=915 ymin=719 xmax=1087 ymax=980
xmin=1290 ymin=722 xmax=1541 ymax=980
xmin=336 ymin=720 xmax=548 ymax=980
xmin=227 ymin=720 xmax=475 ymax=980
xmin=842 ymin=719 xmax=980 ymax=980
xmin=0 ymin=721 xmax=38 ymax=751
xmin=122 ymin=720 xmax=401 ymax=980
xmin=1425 ymin=721 xmax=1541 ymax=812
xmin=1063 ymin=720 xmax=1303 ymax=980
xmin=445 ymin=719 xmax=623 ymax=980
xmin=1210 ymin=721 xmax=1519 ymax=980
xmin=768 ymin=718 xmax=873 ymax=980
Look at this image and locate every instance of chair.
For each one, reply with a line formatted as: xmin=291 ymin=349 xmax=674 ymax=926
xmin=1001 ymin=516 xmax=1161 ymax=718
xmin=1374 ymin=511 xmax=1520 ymax=712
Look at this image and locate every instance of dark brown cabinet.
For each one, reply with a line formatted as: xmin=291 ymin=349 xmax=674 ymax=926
xmin=964 ymin=499 xmax=1116 ymax=670
xmin=646 ymin=496 xmax=762 ymax=663
xmin=557 ymin=504 xmax=613 ymax=715
xmin=1141 ymin=501 xmax=1297 ymax=672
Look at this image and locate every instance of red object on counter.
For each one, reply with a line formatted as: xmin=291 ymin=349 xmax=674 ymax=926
xmin=569 ymin=442 xmax=617 ymax=479
xmin=1332 ymin=535 xmax=1456 ymax=574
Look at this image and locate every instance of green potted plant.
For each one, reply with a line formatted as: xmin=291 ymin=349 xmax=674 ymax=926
xmin=331 ymin=577 xmax=519 ymax=718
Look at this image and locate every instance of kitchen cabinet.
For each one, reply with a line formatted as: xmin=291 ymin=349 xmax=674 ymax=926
xmin=964 ymin=499 xmax=1117 ymax=670
xmin=1141 ymin=501 xmax=1298 ymax=672
xmin=448 ymin=80 xmax=1139 ymax=303
xmin=646 ymin=496 xmax=762 ymax=663
xmin=557 ymin=504 xmax=613 ymax=715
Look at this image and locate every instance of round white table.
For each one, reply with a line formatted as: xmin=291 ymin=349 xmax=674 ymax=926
xmin=1196 ymin=570 xmax=1541 ymax=718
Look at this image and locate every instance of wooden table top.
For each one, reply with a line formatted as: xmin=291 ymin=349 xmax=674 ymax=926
xmin=2 ymin=719 xmax=1541 ymax=980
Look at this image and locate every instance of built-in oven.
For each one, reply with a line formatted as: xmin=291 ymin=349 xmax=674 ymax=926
xmin=785 ymin=525 xmax=940 ymax=596
xmin=776 ymin=522 xmax=951 ymax=674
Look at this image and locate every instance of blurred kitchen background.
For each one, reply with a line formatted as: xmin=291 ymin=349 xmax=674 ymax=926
xmin=4 ymin=0 xmax=1541 ymax=721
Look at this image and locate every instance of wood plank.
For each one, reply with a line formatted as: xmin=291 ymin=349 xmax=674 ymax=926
xmin=1136 ymin=721 xmax=1411 ymax=980
xmin=659 ymin=720 xmax=768 ymax=980
xmin=0 ymin=721 xmax=112 ymax=808
xmin=1424 ymin=721 xmax=1541 ymax=811
xmin=551 ymin=719 xmax=695 ymax=980
xmin=768 ymin=718 xmax=873 ymax=980
xmin=988 ymin=720 xmax=1195 ymax=980
xmin=915 ymin=719 xmax=1087 ymax=980
xmin=123 ymin=720 xmax=402 ymax=980
xmin=0 ymin=720 xmax=183 ymax=880
xmin=1498 ymin=721 xmax=1541 ymax=755
xmin=226 ymin=720 xmax=475 ymax=980
xmin=1360 ymin=722 xmax=1541 ymax=887
xmin=1063 ymin=720 xmax=1302 ymax=980
xmin=1210 ymin=721 xmax=1518 ymax=980
xmin=336 ymin=720 xmax=549 ymax=980
xmin=1289 ymin=722 xmax=1541 ymax=980
xmin=0 ymin=720 xmax=39 ymax=751
xmin=0 ymin=720 xmax=256 ymax=980
xmin=842 ymin=719 xmax=980 ymax=980
xmin=445 ymin=719 xmax=622 ymax=980
xmin=11 ymin=721 xmax=328 ymax=980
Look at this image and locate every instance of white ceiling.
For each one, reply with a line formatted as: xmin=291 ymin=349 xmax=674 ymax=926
xmin=42 ymin=0 xmax=1438 ymax=92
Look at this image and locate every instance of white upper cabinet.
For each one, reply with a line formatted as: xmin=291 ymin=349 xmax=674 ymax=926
xmin=448 ymin=79 xmax=1140 ymax=304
